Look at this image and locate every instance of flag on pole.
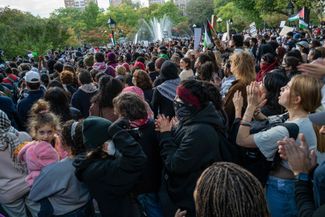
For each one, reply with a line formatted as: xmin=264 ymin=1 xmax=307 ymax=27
xmin=203 ymin=25 xmax=213 ymax=49
xmin=109 ymin=32 xmax=116 ymax=46
xmin=299 ymin=19 xmax=308 ymax=29
xmin=288 ymin=7 xmax=305 ymax=22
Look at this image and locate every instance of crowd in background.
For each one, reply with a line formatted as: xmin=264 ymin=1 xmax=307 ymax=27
xmin=1 ymin=26 xmax=325 ymax=217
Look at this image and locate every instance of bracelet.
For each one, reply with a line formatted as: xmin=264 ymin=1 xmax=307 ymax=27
xmin=254 ymin=108 xmax=261 ymax=116
xmin=240 ymin=120 xmax=252 ymax=127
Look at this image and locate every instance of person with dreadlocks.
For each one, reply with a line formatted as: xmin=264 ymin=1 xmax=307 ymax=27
xmin=192 ymin=162 xmax=270 ymax=217
xmin=156 ymin=79 xmax=228 ymax=217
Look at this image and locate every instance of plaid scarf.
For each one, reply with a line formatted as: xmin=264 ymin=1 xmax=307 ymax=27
xmin=0 ymin=110 xmax=26 ymax=172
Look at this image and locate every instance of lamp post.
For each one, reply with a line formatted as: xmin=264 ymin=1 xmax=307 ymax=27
xmin=287 ymin=0 xmax=294 ymax=16
xmin=107 ymin=17 xmax=117 ymax=45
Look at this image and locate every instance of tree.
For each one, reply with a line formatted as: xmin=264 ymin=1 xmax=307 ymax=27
xmin=185 ymin=0 xmax=214 ymax=26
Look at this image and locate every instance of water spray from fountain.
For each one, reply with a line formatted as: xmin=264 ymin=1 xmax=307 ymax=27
xmin=134 ymin=15 xmax=173 ymax=44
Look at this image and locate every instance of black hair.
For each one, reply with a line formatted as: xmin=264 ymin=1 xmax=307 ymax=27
xmin=61 ymin=120 xmax=86 ymax=156
xmin=95 ymin=52 xmax=105 ymax=63
xmin=91 ymin=78 xmax=123 ymax=108
xmin=198 ymin=61 xmax=214 ymax=81
xmin=232 ymin=34 xmax=244 ymax=47
xmin=262 ymin=69 xmax=289 ymax=115
xmin=44 ymin=87 xmax=72 ymax=122
xmin=78 ymin=69 xmax=92 ymax=84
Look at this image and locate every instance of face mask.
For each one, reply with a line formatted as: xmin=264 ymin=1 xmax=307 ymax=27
xmin=104 ymin=140 xmax=116 ymax=156
xmin=173 ymin=100 xmax=197 ymax=122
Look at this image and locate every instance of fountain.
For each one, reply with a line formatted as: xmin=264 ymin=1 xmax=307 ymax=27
xmin=134 ymin=15 xmax=173 ymax=43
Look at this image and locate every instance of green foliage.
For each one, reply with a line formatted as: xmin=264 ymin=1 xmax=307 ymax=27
xmin=186 ymin=0 xmax=214 ymax=26
xmin=0 ymin=7 xmax=69 ymax=59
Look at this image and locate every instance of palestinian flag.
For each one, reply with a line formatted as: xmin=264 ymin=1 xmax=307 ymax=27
xmin=203 ymin=20 xmax=215 ymax=49
xmin=299 ymin=19 xmax=308 ymax=29
xmin=288 ymin=8 xmax=305 ymax=22
xmin=109 ymin=32 xmax=116 ymax=46
xmin=203 ymin=25 xmax=213 ymax=49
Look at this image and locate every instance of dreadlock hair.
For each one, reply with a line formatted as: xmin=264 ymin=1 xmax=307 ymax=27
xmin=61 ymin=120 xmax=85 ymax=156
xmin=194 ymin=162 xmax=270 ymax=217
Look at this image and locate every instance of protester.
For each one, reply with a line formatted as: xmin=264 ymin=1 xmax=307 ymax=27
xmin=73 ymin=116 xmax=147 ymax=217
xmin=156 ymin=79 xmax=228 ymax=217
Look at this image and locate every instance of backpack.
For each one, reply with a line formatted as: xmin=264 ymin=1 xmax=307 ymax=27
xmin=231 ymin=116 xmax=299 ymax=187
xmin=6 ymin=76 xmax=20 ymax=102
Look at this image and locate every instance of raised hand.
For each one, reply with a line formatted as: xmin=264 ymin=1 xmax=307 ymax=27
xmin=174 ymin=209 xmax=187 ymax=217
xmin=298 ymin=59 xmax=325 ymax=80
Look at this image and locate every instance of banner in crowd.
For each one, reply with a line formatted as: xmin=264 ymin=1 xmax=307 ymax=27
xmin=279 ymin=26 xmax=294 ymax=36
xmin=249 ymin=22 xmax=257 ymax=37
xmin=194 ymin=28 xmax=202 ymax=50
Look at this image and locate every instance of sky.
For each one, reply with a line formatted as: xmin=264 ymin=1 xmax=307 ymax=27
xmin=0 ymin=0 xmax=111 ymax=17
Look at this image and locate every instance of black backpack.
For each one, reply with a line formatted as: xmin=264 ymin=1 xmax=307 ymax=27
xmin=234 ymin=120 xmax=299 ymax=186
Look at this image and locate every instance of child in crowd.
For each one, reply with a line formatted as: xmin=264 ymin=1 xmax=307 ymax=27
xmin=17 ymin=99 xmax=67 ymax=186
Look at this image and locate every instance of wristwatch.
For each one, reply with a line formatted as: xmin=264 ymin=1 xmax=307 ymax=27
xmin=296 ymin=172 xmax=310 ymax=181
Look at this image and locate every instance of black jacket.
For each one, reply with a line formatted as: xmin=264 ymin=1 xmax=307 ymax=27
xmin=295 ymin=179 xmax=325 ymax=217
xmin=74 ymin=127 xmax=147 ymax=217
xmin=132 ymin=120 xmax=162 ymax=195
xmin=159 ymin=103 xmax=227 ymax=217
xmin=151 ymin=89 xmax=174 ymax=118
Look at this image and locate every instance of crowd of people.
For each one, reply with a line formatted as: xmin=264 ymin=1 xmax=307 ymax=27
xmin=1 ymin=26 xmax=325 ymax=217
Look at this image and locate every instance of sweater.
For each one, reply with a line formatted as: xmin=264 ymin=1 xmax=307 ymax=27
xmin=29 ymin=158 xmax=91 ymax=216
xmin=71 ymin=84 xmax=97 ymax=118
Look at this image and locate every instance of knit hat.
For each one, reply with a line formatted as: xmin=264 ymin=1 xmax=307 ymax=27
xmin=160 ymin=61 xmax=179 ymax=81
xmin=133 ymin=61 xmax=146 ymax=71
xmin=122 ymin=86 xmax=145 ymax=100
xmin=176 ymin=84 xmax=201 ymax=110
xmin=82 ymin=116 xmax=112 ymax=150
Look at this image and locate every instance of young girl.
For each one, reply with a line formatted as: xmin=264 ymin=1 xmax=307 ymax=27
xmin=18 ymin=99 xmax=67 ymax=186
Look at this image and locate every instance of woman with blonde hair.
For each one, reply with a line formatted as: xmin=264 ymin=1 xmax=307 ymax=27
xmin=224 ymin=51 xmax=255 ymax=126
xmin=234 ymin=74 xmax=322 ymax=217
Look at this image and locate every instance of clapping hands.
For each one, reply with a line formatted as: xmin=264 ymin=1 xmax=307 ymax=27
xmin=246 ymin=81 xmax=267 ymax=109
xmin=155 ymin=114 xmax=177 ymax=133
xmin=278 ymin=134 xmax=317 ymax=175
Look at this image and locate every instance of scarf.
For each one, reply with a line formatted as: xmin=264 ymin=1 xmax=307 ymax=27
xmin=173 ymin=100 xmax=198 ymax=123
xmin=79 ymin=83 xmax=97 ymax=94
xmin=0 ymin=110 xmax=25 ymax=172
xmin=157 ymin=78 xmax=181 ymax=101
xmin=256 ymin=61 xmax=277 ymax=82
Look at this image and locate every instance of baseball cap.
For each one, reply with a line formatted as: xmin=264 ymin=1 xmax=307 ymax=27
xmin=297 ymin=41 xmax=309 ymax=49
xmin=24 ymin=70 xmax=40 ymax=83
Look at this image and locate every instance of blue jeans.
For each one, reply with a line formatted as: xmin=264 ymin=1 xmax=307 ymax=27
xmin=266 ymin=176 xmax=297 ymax=217
xmin=137 ymin=193 xmax=164 ymax=217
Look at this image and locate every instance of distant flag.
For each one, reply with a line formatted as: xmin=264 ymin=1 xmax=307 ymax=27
xmin=109 ymin=32 xmax=116 ymax=46
xmin=288 ymin=7 xmax=305 ymax=22
xmin=299 ymin=19 xmax=308 ymax=29
xmin=203 ymin=26 xmax=213 ymax=49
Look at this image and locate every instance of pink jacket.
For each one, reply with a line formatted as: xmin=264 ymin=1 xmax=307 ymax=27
xmin=17 ymin=141 xmax=59 ymax=186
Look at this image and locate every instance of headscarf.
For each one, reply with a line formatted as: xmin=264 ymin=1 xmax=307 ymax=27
xmin=0 ymin=110 xmax=25 ymax=172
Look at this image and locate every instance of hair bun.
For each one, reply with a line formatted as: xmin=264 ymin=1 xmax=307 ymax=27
xmin=30 ymin=99 xmax=50 ymax=116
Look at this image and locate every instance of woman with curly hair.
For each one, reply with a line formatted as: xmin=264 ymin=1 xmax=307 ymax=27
xmin=132 ymin=70 xmax=153 ymax=103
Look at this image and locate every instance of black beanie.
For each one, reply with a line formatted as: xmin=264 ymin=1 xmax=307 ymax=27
xmin=160 ymin=61 xmax=179 ymax=81
xmin=82 ymin=116 xmax=112 ymax=150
